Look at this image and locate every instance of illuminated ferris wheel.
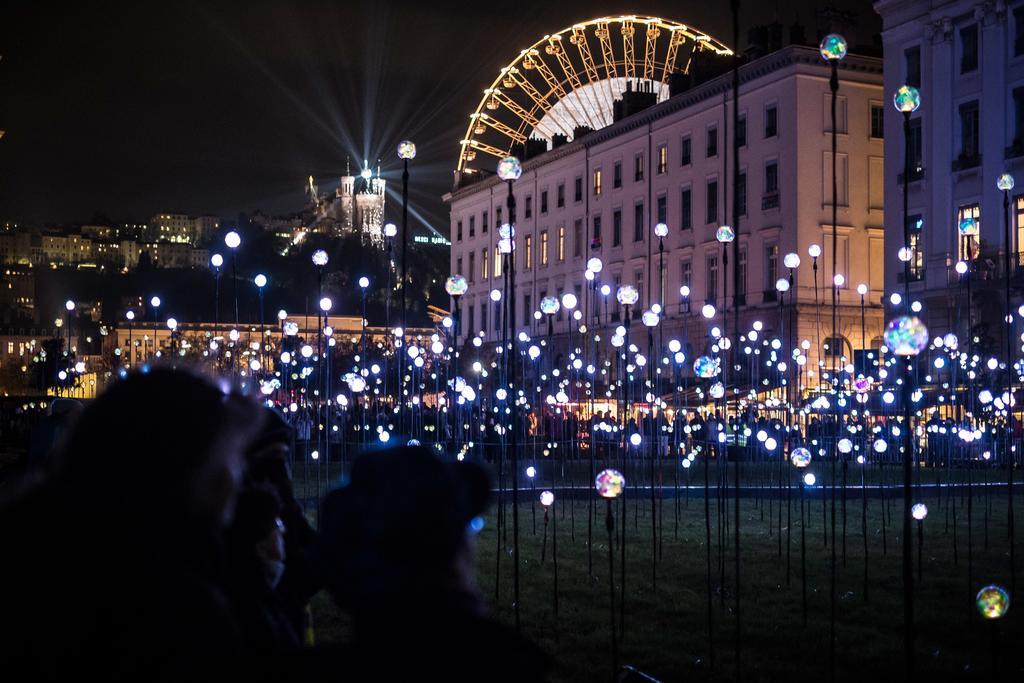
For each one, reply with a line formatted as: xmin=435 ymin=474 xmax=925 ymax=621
xmin=458 ymin=15 xmax=733 ymax=173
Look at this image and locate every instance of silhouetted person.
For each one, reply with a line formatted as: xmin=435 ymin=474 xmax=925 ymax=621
xmin=0 ymin=368 xmax=261 ymax=679
xmin=245 ymin=406 xmax=319 ymax=641
xmin=311 ymin=445 xmax=548 ymax=680
xmin=27 ymin=397 xmax=83 ymax=470
xmin=225 ymin=485 xmax=299 ymax=656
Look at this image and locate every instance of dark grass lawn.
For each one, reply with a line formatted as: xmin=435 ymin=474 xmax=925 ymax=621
xmin=309 ymin=486 xmax=1022 ymax=682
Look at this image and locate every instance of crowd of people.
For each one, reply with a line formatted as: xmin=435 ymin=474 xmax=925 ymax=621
xmin=0 ymin=367 xmax=547 ymax=680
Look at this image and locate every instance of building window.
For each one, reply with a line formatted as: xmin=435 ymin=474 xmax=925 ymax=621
xmin=905 ymin=46 xmax=921 ymax=88
xmin=593 ymin=170 xmax=602 ymax=196
xmin=681 ymin=136 xmax=692 ymax=166
xmin=907 ymin=215 xmax=923 ymax=281
xmin=482 ymin=211 xmax=489 ymax=235
xmin=540 ymin=230 xmax=549 ymax=266
xmin=467 ymin=305 xmax=475 ymax=334
xmin=469 ymin=216 xmax=475 ymax=238
xmin=633 ymin=202 xmax=644 ymax=242
xmin=763 ymin=161 xmax=779 ymax=209
xmin=961 ymin=24 xmax=978 ymax=73
xmin=557 ymin=226 xmax=565 ymax=262
xmin=593 ymin=215 xmax=602 ymax=245
xmin=737 ymin=172 xmax=747 ymax=217
xmin=493 ymin=300 xmax=501 ymax=332
xmin=456 ymin=221 xmax=463 ymax=241
xmin=706 ymin=179 xmax=718 ymax=224
xmin=908 ymin=118 xmax=923 ymax=177
xmin=525 ymin=196 xmax=533 ymax=219
xmin=957 ymin=203 xmax=981 ymax=261
xmin=573 ymin=218 xmax=583 ymax=258
xmin=468 ymin=252 xmax=475 ymax=282
xmin=613 ymin=162 xmax=622 ymax=188
xmin=959 ymin=100 xmax=980 ymax=164
xmin=479 ymin=302 xmax=487 ymax=333
xmin=634 ymin=153 xmax=644 ymax=182
xmin=489 ymin=208 xmax=496 ymax=232
xmin=706 ymin=254 xmax=718 ymax=303
xmin=1016 ymin=196 xmax=1024 ymax=258
xmin=680 ymin=260 xmax=692 ymax=311
xmin=823 ymin=336 xmax=848 ymax=359
xmin=736 ymin=116 xmax=746 ymax=147
xmin=481 ymin=249 xmax=488 ymax=280
xmin=634 ymin=269 xmax=645 ymax=311
xmin=556 ymin=183 xmax=565 ymax=208
xmin=870 ymin=104 xmax=884 ymax=139
xmin=494 ymin=246 xmax=502 ymax=277
xmin=574 ymin=176 xmax=583 ymax=202
xmin=541 ymin=191 xmax=548 ymax=214
xmin=524 ymin=235 xmax=532 ymax=270
xmin=523 ymin=294 xmax=532 ymax=325
xmin=1014 ymin=88 xmax=1024 ymax=150
xmin=764 ymin=243 xmax=779 ymax=293
xmin=680 ymin=188 xmax=692 ymax=230
xmin=656 ymin=195 xmax=667 ymax=225
xmin=707 ymin=127 xmax=718 ymax=157
xmin=612 ymin=209 xmax=622 ymax=247
xmin=737 ymin=248 xmax=747 ymax=304
xmin=764 ymin=105 xmax=778 ymax=138
xmin=657 ymin=145 xmax=667 ymax=174
xmin=1016 ymin=7 xmax=1024 ymax=57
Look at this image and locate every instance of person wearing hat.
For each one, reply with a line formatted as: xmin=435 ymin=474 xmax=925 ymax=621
xmin=312 ymin=444 xmax=548 ymax=681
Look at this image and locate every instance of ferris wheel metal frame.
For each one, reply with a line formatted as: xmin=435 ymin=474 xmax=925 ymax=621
xmin=458 ymin=15 xmax=733 ymax=173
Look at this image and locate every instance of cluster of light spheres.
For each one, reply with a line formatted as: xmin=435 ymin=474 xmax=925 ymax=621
xmin=883 ymin=316 xmax=929 ymax=356
xmin=540 ymin=296 xmax=560 ymax=315
xmin=693 ymin=355 xmax=720 ymax=378
xmin=790 ymin=447 xmax=812 ymax=468
xmin=397 ymin=140 xmax=417 ymax=160
xmin=616 ymin=285 xmax=639 ymax=306
xmin=496 ymin=156 xmax=523 ymax=181
xmin=819 ymin=33 xmax=848 ymax=61
xmin=595 ymin=468 xmax=625 ymax=499
xmin=975 ymin=585 xmax=1010 ymax=619
xmin=893 ymin=85 xmax=921 ymax=113
xmin=445 ymin=275 xmax=469 ymax=297
xmin=958 ymin=216 xmax=979 ymax=236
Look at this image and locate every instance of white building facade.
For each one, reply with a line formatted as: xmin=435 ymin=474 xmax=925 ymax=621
xmin=876 ymin=0 xmax=1024 ymax=334
xmin=446 ymin=45 xmax=886 ymax=372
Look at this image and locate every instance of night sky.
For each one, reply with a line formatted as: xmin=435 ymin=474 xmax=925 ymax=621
xmin=0 ymin=1 xmax=879 ymax=232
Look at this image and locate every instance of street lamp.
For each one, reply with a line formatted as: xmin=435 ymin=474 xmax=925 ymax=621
xmin=398 ymin=140 xmax=416 ymax=434
xmin=149 ymin=296 xmax=161 ymax=360
xmin=224 ymin=231 xmax=241 ymax=325
xmin=211 ymin=253 xmax=223 ymax=347
xmin=125 ymin=310 xmax=135 ymax=369
xmin=997 ymin=171 xmax=1018 ymax=586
